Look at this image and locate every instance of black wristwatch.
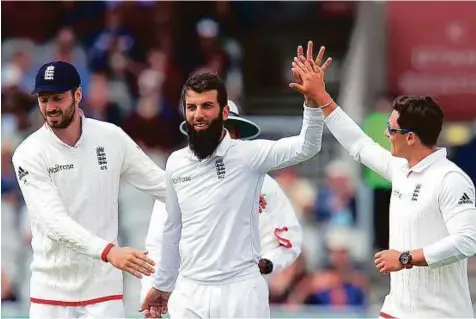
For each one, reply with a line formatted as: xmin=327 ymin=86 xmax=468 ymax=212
xmin=399 ymin=251 xmax=413 ymax=269
xmin=259 ymin=258 xmax=274 ymax=275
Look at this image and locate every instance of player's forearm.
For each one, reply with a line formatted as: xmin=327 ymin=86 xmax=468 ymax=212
xmin=422 ymin=234 xmax=476 ymax=268
xmin=325 ymin=106 xmax=376 ymax=156
xmin=37 ymin=212 xmax=110 ymax=259
xmin=153 ymin=180 xmax=181 ymax=292
xmin=409 ymin=249 xmax=428 ymax=266
xmin=263 ymin=246 xmax=301 ymax=274
xmin=256 ymin=106 xmax=324 ymax=172
xmin=153 ymin=243 xmax=180 ymax=292
xmin=325 ymin=106 xmax=394 ymax=180
xmin=12 ymin=155 xmax=111 ymax=259
xmin=422 ymin=209 xmax=476 ymax=268
xmin=19 ymin=184 xmax=109 ymax=258
xmin=294 ymin=104 xmax=324 ymax=159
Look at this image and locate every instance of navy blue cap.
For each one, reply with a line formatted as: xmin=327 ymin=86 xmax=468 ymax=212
xmin=31 ymin=61 xmax=81 ymax=94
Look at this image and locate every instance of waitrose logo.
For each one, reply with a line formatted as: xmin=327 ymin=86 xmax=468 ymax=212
xmin=48 ymin=164 xmax=74 ymax=174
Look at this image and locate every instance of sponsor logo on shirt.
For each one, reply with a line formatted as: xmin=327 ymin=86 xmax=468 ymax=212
xmin=458 ymin=192 xmax=474 ymax=205
xmin=392 ymin=189 xmax=403 ymax=199
xmin=96 ymin=146 xmax=108 ymax=171
xmin=411 ymin=184 xmax=422 ymax=201
xmin=215 ymin=158 xmax=226 ymax=179
xmin=172 ymin=176 xmax=192 ymax=184
xmin=48 ymin=164 xmax=74 ymax=175
xmin=17 ymin=166 xmax=29 ymax=182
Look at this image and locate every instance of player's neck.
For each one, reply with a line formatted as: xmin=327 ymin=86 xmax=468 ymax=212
xmin=53 ymin=112 xmax=82 ymax=147
xmin=219 ymin=128 xmax=226 ymax=142
xmin=407 ymin=147 xmax=438 ymax=168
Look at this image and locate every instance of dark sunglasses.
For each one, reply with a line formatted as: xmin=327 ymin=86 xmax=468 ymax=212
xmin=387 ymin=122 xmax=412 ymax=135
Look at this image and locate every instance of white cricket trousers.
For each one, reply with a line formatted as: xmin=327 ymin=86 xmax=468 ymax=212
xmin=168 ymin=275 xmax=270 ymax=318
xmin=29 ymin=299 xmax=125 ymax=318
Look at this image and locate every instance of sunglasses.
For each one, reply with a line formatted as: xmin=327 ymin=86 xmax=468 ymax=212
xmin=387 ymin=122 xmax=412 ymax=135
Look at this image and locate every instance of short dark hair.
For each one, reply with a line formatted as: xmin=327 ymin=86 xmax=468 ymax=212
xmin=392 ymin=96 xmax=444 ymax=148
xmin=181 ymin=72 xmax=228 ymax=111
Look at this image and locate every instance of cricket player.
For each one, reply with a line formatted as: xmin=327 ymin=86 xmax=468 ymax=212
xmin=139 ymin=100 xmax=303 ymax=303
xmin=141 ymin=41 xmax=329 ymax=318
xmin=12 ymin=61 xmax=165 ymax=318
xmin=292 ymin=43 xmax=476 ymax=317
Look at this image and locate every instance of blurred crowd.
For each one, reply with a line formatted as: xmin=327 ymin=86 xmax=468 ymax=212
xmin=1 ymin=1 xmax=369 ymax=315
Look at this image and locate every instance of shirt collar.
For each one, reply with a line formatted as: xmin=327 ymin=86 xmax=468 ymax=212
xmin=187 ymin=129 xmax=233 ymax=160
xmin=404 ymin=148 xmax=447 ymax=174
xmin=214 ymin=129 xmax=233 ymax=157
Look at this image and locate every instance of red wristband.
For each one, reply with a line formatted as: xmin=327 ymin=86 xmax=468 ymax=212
xmin=101 ymin=243 xmax=115 ymax=262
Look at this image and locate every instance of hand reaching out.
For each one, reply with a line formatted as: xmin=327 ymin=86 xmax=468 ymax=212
xmin=106 ymin=246 xmax=155 ymax=279
xmin=290 ymin=41 xmax=333 ymax=107
xmin=140 ymin=288 xmax=170 ymax=318
xmin=292 ymin=41 xmax=332 ymax=86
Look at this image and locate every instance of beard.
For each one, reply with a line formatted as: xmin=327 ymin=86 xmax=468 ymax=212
xmin=187 ymin=113 xmax=224 ymax=160
xmin=41 ymin=100 xmax=76 ymax=129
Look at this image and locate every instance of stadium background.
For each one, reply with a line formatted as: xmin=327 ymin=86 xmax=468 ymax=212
xmin=2 ymin=1 xmax=476 ymax=317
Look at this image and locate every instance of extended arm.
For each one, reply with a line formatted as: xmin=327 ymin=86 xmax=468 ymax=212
xmin=152 ymin=171 xmax=182 ymax=292
xmin=12 ymin=152 xmax=110 ymax=259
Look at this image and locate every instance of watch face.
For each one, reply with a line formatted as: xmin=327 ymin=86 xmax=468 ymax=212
xmin=400 ymin=254 xmax=409 ymax=264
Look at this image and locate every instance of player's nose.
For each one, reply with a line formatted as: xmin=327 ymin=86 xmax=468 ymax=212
xmin=194 ymin=108 xmax=206 ymax=121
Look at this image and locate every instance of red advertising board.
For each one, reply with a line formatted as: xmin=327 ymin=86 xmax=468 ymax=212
xmin=387 ymin=2 xmax=476 ymax=121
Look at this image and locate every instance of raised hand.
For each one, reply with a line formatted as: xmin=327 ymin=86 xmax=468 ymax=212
xmin=292 ymin=41 xmax=332 ymax=86
xmin=106 ymin=246 xmax=155 ymax=278
xmin=289 ymin=41 xmax=333 ymax=108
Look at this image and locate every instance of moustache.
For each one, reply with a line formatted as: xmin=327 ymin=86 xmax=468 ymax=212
xmin=46 ymin=110 xmax=63 ymax=116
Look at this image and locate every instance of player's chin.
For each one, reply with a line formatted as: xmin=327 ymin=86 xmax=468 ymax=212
xmin=48 ymin=118 xmax=66 ymax=129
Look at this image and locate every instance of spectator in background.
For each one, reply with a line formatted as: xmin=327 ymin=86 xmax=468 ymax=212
xmin=273 ymin=168 xmax=320 ymax=269
xmin=40 ymin=26 xmax=90 ymax=94
xmin=1 ymin=141 xmax=23 ymax=304
xmin=362 ymin=94 xmax=394 ymax=250
xmin=268 ymin=255 xmax=309 ymax=304
xmin=1 ymin=39 xmax=36 ymax=93
xmin=82 ymin=72 xmax=123 ymax=126
xmin=288 ymin=229 xmax=368 ymax=309
xmin=452 ymin=121 xmax=476 ymax=186
xmin=274 ymin=167 xmax=316 ymax=219
xmin=146 ymin=47 xmax=183 ymax=109
xmin=193 ymin=19 xmax=231 ymax=78
xmin=1 ymin=61 xmax=37 ymax=133
xmin=89 ymin=5 xmax=137 ymax=72
xmin=122 ymin=69 xmax=184 ymax=159
xmin=313 ymin=160 xmax=357 ymax=228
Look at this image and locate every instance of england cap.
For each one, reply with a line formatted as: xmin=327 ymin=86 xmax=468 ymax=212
xmin=31 ymin=61 xmax=81 ymax=94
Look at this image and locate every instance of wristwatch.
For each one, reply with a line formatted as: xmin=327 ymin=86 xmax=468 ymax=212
xmin=259 ymin=258 xmax=274 ymax=275
xmin=399 ymin=251 xmax=413 ymax=269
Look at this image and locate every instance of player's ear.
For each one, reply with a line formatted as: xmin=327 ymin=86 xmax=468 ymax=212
xmin=222 ymin=104 xmax=229 ymax=121
xmin=407 ymin=132 xmax=417 ymax=146
xmin=74 ymin=87 xmax=83 ymax=105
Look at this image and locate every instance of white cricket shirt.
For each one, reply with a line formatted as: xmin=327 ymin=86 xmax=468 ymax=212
xmin=152 ymin=106 xmax=323 ymax=292
xmin=326 ymin=107 xmax=476 ymax=318
xmin=12 ymin=115 xmax=166 ymax=304
xmin=140 ymin=174 xmax=302 ymax=302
